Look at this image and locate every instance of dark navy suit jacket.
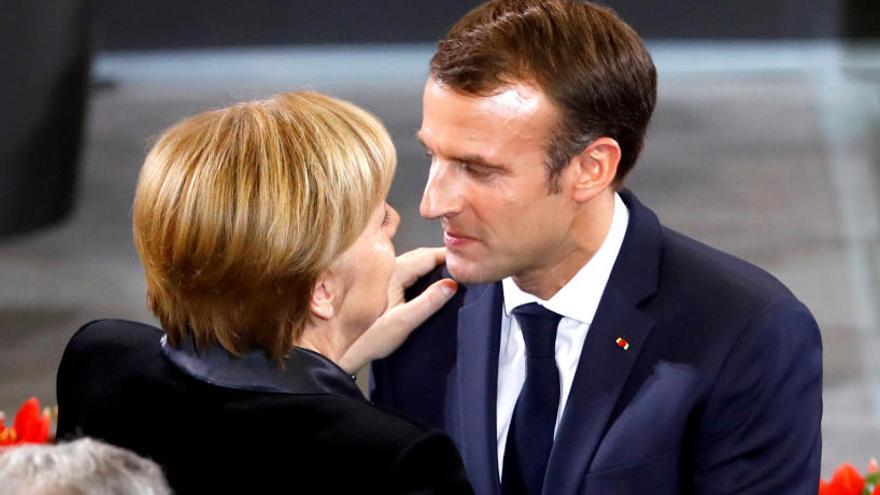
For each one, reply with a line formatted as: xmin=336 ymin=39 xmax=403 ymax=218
xmin=372 ymin=190 xmax=822 ymax=494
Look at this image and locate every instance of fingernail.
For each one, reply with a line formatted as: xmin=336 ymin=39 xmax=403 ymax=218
xmin=441 ymin=281 xmax=458 ymax=297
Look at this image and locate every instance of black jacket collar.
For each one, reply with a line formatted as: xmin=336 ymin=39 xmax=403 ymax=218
xmin=161 ymin=336 xmax=364 ymax=400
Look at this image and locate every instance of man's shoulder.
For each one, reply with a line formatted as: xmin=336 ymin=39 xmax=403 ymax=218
xmin=656 ymin=225 xmax=799 ymax=310
xmin=642 ymin=223 xmax=820 ymax=369
xmin=620 ymin=189 xmax=796 ymax=305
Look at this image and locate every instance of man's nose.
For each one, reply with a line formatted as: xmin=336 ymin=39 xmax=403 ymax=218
xmin=420 ymin=162 xmax=461 ymax=220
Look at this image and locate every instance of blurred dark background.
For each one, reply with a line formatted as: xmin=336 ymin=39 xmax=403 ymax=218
xmin=3 ymin=0 xmax=879 ymax=237
xmin=92 ymin=0 xmax=876 ymax=50
xmin=3 ymin=0 xmax=879 ymax=238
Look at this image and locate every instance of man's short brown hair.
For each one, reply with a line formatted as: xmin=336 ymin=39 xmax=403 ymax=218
xmin=430 ymin=0 xmax=657 ymax=186
xmin=132 ymin=92 xmax=395 ymax=363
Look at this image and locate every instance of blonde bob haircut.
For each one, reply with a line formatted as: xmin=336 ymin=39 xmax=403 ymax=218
xmin=133 ymin=92 xmax=396 ymax=363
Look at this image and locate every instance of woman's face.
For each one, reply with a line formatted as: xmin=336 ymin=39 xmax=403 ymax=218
xmin=334 ymin=201 xmax=400 ymax=335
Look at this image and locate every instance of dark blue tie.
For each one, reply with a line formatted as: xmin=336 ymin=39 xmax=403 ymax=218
xmin=501 ymin=303 xmax=563 ymax=495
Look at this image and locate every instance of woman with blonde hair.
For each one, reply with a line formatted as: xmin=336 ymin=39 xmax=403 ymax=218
xmin=56 ymin=92 xmax=471 ymax=494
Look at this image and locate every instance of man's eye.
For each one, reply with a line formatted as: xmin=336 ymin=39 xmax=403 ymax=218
xmin=464 ymin=164 xmax=493 ymax=178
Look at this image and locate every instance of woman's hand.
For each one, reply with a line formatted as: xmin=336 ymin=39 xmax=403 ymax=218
xmin=339 ymin=248 xmax=457 ymax=374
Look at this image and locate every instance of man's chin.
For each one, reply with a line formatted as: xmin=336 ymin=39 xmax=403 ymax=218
xmin=446 ymin=256 xmax=503 ymax=285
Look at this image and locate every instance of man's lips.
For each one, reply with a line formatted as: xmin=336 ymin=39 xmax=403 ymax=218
xmin=443 ymin=230 xmax=476 ymax=249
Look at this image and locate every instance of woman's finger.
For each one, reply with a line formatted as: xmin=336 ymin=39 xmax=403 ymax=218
xmin=389 ymin=278 xmax=458 ymax=331
xmin=394 ymin=247 xmax=447 ymax=287
xmin=339 ymin=279 xmax=458 ymax=373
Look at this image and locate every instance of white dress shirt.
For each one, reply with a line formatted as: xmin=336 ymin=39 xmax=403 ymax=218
xmin=496 ymin=193 xmax=629 ymax=476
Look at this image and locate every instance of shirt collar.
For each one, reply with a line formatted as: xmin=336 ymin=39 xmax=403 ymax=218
xmin=161 ymin=335 xmax=364 ymax=401
xmin=502 ymin=192 xmax=629 ymax=325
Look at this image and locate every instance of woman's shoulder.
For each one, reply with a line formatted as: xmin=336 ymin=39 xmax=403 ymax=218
xmin=59 ymin=319 xmax=163 ymax=378
xmin=65 ymin=319 xmax=163 ymax=354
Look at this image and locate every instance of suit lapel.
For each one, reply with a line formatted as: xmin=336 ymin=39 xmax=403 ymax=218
xmin=543 ymin=189 xmax=663 ymax=494
xmin=454 ymin=282 xmax=503 ymax=495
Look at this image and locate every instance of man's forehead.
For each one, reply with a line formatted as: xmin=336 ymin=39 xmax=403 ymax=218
xmin=420 ymin=78 xmax=555 ymax=144
xmin=424 ymin=77 xmax=547 ymax=116
xmin=477 ymin=85 xmax=544 ymax=118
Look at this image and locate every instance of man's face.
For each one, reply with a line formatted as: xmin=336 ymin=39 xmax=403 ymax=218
xmin=418 ymin=78 xmax=577 ymax=285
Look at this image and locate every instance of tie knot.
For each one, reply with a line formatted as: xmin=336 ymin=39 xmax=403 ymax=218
xmin=512 ymin=303 xmax=562 ymax=358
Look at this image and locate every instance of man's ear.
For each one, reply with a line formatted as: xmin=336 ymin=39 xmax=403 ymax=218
xmin=310 ymin=271 xmax=339 ymax=321
xmin=568 ymin=137 xmax=621 ymax=203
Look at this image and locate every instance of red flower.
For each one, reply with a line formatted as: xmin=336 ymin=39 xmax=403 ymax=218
xmin=0 ymin=397 xmax=52 ymax=446
xmin=820 ymin=460 xmax=880 ymax=495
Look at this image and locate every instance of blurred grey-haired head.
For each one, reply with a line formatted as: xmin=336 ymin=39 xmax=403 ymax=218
xmin=0 ymin=438 xmax=171 ymax=495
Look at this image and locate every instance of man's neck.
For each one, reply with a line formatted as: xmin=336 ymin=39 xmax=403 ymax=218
xmin=512 ymin=192 xmax=616 ymax=300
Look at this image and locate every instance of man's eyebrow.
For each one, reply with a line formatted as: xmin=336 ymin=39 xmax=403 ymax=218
xmin=455 ymin=154 xmax=507 ymax=170
xmin=415 ymin=132 xmax=507 ymax=170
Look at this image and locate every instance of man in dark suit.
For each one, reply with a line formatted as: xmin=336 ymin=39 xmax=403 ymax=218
xmin=372 ymin=1 xmax=822 ymax=494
